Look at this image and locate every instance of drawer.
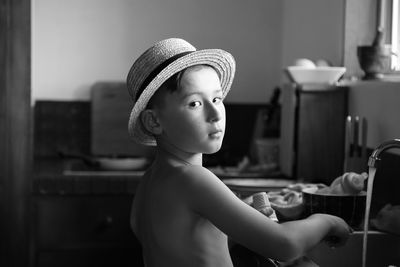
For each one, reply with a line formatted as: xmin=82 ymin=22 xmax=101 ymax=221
xmin=34 ymin=195 xmax=138 ymax=248
xmin=36 ymin=247 xmax=142 ymax=267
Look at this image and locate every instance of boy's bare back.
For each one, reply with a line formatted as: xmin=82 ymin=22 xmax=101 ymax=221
xmin=131 ymin=158 xmax=234 ymax=267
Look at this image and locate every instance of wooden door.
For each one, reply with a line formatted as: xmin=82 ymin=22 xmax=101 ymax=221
xmin=0 ymin=0 xmax=32 ymax=266
xmin=296 ymin=87 xmax=348 ymax=183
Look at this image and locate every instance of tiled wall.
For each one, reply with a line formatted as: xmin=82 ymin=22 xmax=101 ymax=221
xmin=33 ymin=101 xmax=276 ymax=166
xmin=34 ymin=101 xmax=91 ymax=158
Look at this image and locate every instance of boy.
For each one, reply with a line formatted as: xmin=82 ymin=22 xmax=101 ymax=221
xmin=127 ymin=38 xmax=352 ymax=267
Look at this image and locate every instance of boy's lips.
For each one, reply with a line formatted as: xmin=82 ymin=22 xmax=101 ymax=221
xmin=209 ymin=129 xmax=223 ymax=138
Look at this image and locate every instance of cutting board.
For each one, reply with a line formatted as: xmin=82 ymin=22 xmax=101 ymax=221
xmin=91 ymin=81 xmax=154 ymax=157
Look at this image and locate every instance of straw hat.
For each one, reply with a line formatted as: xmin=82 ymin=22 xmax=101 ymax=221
xmin=127 ymin=38 xmax=236 ymax=146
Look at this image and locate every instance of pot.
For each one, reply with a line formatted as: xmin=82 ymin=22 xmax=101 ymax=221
xmin=357 ymin=45 xmax=391 ymax=80
xmin=302 ymin=187 xmax=366 ymax=229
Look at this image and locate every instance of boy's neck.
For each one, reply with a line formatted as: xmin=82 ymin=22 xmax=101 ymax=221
xmin=157 ymin=145 xmax=202 ymax=166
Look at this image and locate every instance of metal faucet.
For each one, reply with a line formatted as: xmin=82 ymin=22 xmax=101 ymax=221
xmin=368 ymin=139 xmax=400 ymax=168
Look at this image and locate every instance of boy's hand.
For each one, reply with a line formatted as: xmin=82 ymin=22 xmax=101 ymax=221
xmin=322 ymin=215 xmax=353 ymax=248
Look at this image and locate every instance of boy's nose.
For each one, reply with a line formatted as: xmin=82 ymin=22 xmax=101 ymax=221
xmin=207 ymin=102 xmax=223 ymax=122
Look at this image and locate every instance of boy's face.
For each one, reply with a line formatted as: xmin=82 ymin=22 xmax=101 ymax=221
xmin=154 ymin=66 xmax=226 ymax=154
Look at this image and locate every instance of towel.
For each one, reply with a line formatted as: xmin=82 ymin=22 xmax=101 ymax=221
xmin=371 ymin=204 xmax=400 ymax=235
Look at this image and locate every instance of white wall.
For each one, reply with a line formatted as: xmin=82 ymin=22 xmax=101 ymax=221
xmin=281 ymin=0 xmax=345 ymax=69
xmin=32 ymin=0 xmax=349 ymax=103
xmin=347 ymin=81 xmax=400 ymax=150
xmin=32 ymin=0 xmax=283 ymax=103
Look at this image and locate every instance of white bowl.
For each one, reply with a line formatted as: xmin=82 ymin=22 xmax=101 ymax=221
xmin=285 ymin=66 xmax=346 ymax=85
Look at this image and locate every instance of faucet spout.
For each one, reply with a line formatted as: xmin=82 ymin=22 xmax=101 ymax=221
xmin=368 ymin=139 xmax=400 ymax=168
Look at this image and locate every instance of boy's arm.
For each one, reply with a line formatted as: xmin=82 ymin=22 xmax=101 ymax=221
xmin=182 ymin=167 xmax=351 ymax=262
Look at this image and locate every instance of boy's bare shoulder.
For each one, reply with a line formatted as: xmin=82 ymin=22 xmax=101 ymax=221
xmin=161 ymin=165 xmax=224 ymax=197
xmin=171 ymin=165 xmax=233 ymax=203
xmin=173 ymin=165 xmax=220 ymax=185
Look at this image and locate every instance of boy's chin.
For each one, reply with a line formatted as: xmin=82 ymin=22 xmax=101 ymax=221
xmin=203 ymin=144 xmax=223 ymax=154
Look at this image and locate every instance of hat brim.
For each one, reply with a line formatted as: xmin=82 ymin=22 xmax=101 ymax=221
xmin=128 ymin=48 xmax=235 ymax=146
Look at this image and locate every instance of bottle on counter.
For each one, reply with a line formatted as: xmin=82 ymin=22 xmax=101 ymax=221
xmin=252 ymin=192 xmax=279 ymax=222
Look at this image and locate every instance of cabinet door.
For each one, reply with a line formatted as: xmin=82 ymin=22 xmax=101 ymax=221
xmin=33 ymin=195 xmax=143 ymax=267
xmin=296 ymin=87 xmax=348 ymax=182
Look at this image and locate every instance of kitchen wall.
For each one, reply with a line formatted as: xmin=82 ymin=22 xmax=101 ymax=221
xmin=281 ymin=0 xmax=345 ymax=68
xmin=348 ymin=81 xmax=400 ymax=150
xmin=32 ymin=0 xmax=283 ymax=103
xmin=32 ymin=0 xmax=346 ymax=103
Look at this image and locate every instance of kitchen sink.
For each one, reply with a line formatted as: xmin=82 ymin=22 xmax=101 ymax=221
xmin=62 ymin=160 xmax=145 ymax=176
xmin=307 ymin=231 xmax=400 ymax=266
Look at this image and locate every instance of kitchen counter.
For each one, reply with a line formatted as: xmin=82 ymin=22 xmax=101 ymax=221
xmin=33 ymin=158 xmax=286 ymax=196
xmin=33 ymin=158 xmax=143 ymax=195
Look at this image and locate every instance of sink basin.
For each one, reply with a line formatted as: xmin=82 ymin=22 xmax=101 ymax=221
xmin=62 ymin=160 xmax=145 ymax=176
xmin=307 ymin=231 xmax=400 ymax=266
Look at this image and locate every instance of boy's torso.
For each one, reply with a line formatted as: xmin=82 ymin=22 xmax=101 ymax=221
xmin=131 ymin=164 xmax=233 ymax=267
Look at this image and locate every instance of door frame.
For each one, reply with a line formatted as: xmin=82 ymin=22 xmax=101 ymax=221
xmin=0 ymin=0 xmax=32 ymax=266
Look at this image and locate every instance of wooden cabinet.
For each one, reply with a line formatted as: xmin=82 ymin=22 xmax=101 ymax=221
xmin=296 ymin=86 xmax=348 ymax=182
xmin=280 ymin=84 xmax=348 ymax=183
xmin=31 ymin=195 xmax=144 ymax=267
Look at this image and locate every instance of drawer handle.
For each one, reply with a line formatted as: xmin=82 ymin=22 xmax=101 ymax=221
xmin=96 ymin=216 xmax=114 ymax=232
xmin=104 ymin=216 xmax=113 ymax=225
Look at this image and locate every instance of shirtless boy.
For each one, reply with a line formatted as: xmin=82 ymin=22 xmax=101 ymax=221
xmin=127 ymin=38 xmax=352 ymax=267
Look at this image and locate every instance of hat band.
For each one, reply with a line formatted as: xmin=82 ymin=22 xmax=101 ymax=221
xmin=136 ymin=51 xmax=193 ymax=101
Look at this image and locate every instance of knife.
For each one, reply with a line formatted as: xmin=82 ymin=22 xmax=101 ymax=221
xmin=361 ymin=117 xmax=368 ymax=158
xmin=353 ymin=116 xmax=360 ymax=156
xmin=344 ymin=116 xmax=352 ymax=172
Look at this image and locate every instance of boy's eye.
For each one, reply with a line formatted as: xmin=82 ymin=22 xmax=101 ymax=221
xmin=189 ymin=101 xmax=201 ymax=108
xmin=213 ymin=97 xmax=222 ymax=103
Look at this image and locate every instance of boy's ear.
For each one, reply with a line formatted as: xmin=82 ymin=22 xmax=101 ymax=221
xmin=140 ymin=109 xmax=162 ymax=135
